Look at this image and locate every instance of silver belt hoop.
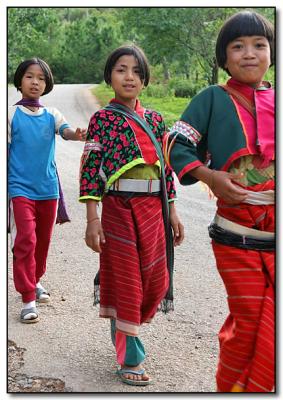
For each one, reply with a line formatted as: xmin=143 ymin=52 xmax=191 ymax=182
xmin=213 ymin=214 xmax=274 ymax=239
xmin=108 ymin=178 xmax=161 ymax=193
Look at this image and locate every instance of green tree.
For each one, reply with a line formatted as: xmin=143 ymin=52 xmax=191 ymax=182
xmin=8 ymin=7 xmax=274 ymax=86
xmin=119 ymin=7 xmax=274 ymax=86
xmin=8 ymin=8 xmax=61 ymax=81
xmin=57 ymin=8 xmax=123 ymax=83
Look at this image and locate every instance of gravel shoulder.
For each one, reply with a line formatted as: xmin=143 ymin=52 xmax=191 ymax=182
xmin=7 ymin=85 xmax=228 ymax=396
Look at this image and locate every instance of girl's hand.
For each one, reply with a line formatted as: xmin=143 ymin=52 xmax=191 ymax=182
xmin=85 ymin=219 xmax=105 ymax=253
xmin=75 ymin=127 xmax=87 ymax=141
xmin=169 ymin=210 xmax=185 ymax=247
xmin=210 ymin=171 xmax=248 ymax=204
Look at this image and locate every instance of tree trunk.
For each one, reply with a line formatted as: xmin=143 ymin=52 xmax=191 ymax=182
xmin=185 ymin=64 xmax=190 ymax=80
xmin=195 ymin=70 xmax=198 ymax=82
xmin=162 ymin=57 xmax=170 ymax=81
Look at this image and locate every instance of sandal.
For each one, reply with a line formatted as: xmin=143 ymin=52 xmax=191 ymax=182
xmin=20 ymin=307 xmax=39 ymax=324
xmin=36 ymin=287 xmax=50 ymax=303
xmin=116 ymin=367 xmax=152 ymax=386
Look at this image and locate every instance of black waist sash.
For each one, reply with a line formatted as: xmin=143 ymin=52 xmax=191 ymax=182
xmin=208 ymin=223 xmax=275 ymax=251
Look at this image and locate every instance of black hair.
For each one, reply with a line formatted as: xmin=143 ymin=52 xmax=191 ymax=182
xmin=13 ymin=57 xmax=54 ymax=95
xmin=216 ymin=11 xmax=274 ymax=74
xmin=104 ymin=44 xmax=150 ymax=87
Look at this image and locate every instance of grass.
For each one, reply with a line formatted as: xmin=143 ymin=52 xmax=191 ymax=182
xmin=91 ymin=83 xmax=190 ymax=128
xmin=139 ymin=95 xmax=189 ymax=127
xmin=92 ymin=84 xmax=114 ymax=107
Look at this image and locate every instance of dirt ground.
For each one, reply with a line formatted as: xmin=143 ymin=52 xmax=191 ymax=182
xmin=8 ymin=340 xmax=71 ymax=392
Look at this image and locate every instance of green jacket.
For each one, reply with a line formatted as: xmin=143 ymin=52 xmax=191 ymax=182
xmin=167 ymin=84 xmax=274 ymax=185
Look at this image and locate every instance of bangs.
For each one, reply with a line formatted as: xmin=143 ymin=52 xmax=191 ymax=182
xmin=35 ymin=59 xmax=54 ymax=95
xmin=227 ymin=14 xmax=272 ymax=42
xmin=129 ymin=48 xmax=147 ymax=84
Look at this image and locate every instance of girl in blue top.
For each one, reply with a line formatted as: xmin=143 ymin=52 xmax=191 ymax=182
xmin=8 ymin=58 xmax=86 ymax=323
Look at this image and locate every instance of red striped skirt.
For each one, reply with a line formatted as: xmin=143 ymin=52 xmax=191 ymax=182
xmin=213 ymin=181 xmax=275 ymax=392
xmin=99 ymin=194 xmax=169 ymax=336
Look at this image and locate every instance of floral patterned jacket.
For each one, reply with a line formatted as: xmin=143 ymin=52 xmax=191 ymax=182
xmin=79 ymin=99 xmax=176 ymax=202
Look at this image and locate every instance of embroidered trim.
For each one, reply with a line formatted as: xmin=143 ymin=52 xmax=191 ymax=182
xmin=169 ymin=120 xmax=202 ymax=146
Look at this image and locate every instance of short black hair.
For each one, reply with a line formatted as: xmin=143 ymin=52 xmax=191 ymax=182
xmin=13 ymin=57 xmax=54 ymax=95
xmin=216 ymin=11 xmax=274 ymax=74
xmin=104 ymin=44 xmax=150 ymax=87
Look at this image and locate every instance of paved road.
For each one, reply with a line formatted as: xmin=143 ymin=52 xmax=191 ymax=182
xmin=7 ymin=84 xmax=228 ymax=394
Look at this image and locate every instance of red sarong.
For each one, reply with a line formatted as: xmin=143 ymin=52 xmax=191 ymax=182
xmin=99 ymin=194 xmax=169 ymax=336
xmin=213 ymin=180 xmax=275 ymax=392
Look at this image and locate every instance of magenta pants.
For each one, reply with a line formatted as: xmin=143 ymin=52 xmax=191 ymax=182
xmin=11 ymin=196 xmax=57 ymax=303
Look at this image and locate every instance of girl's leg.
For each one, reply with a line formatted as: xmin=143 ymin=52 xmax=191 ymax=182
xmin=34 ymin=199 xmax=57 ymax=283
xmin=110 ymin=319 xmax=148 ymax=382
xmin=131 ymin=196 xmax=168 ymax=322
xmin=244 ymin=251 xmax=274 ymax=392
xmin=110 ymin=318 xmax=116 ymax=346
xmin=100 ymin=196 xmax=168 ymax=333
xmin=11 ymin=197 xmax=37 ymax=303
xmin=213 ymin=242 xmax=274 ymax=392
xmin=116 ymin=332 xmax=145 ymax=367
xmin=110 ymin=319 xmax=145 ymax=366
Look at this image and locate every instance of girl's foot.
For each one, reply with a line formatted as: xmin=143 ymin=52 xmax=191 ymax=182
xmin=36 ymin=283 xmax=50 ymax=303
xmin=21 ymin=301 xmax=39 ymax=323
xmin=117 ymin=364 xmax=152 ymax=386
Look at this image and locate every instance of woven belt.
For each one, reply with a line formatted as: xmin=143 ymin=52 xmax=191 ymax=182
xmin=213 ymin=214 xmax=274 ymax=239
xmin=244 ymin=189 xmax=274 ymax=205
xmin=108 ymin=179 xmax=161 ymax=193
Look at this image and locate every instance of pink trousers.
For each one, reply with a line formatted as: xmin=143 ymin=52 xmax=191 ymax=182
xmin=10 ymin=196 xmax=57 ymax=302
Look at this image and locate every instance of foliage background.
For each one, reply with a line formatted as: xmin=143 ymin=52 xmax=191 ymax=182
xmin=8 ymin=7 xmax=275 ymax=91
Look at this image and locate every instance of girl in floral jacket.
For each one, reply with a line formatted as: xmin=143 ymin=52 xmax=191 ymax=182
xmin=79 ymin=45 xmax=184 ymax=386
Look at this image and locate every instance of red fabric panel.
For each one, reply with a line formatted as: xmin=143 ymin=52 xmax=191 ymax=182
xmin=227 ymin=78 xmax=275 ymax=167
xmin=213 ymin=243 xmax=274 ymax=392
xmin=127 ymin=118 xmax=158 ymax=164
xmin=116 ymin=331 xmax=127 ymax=365
xmin=99 ymin=195 xmax=169 ymax=336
